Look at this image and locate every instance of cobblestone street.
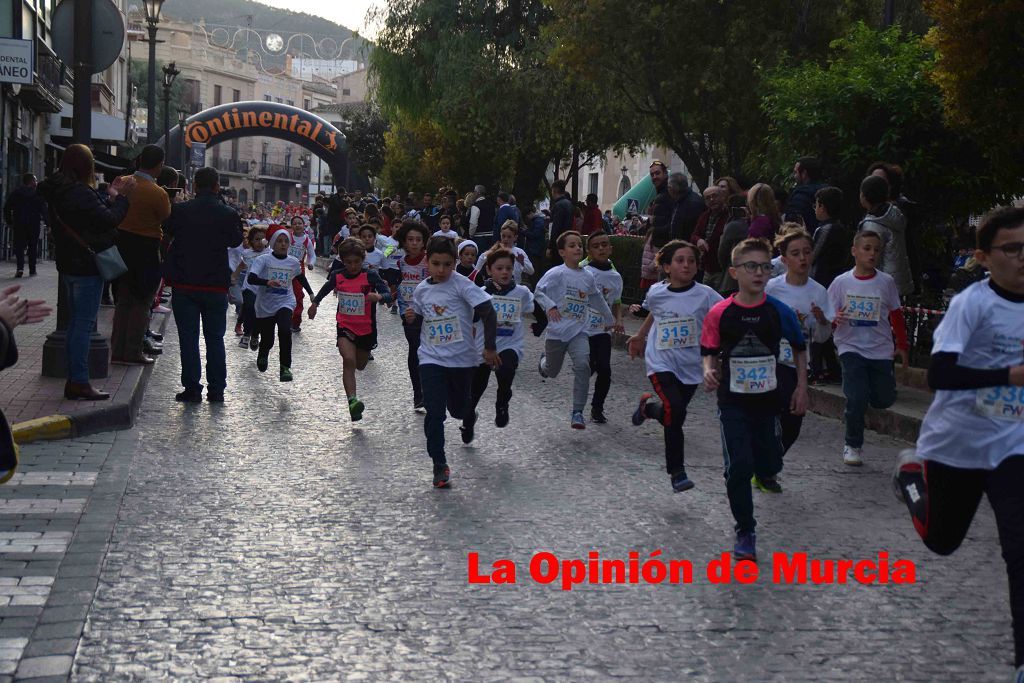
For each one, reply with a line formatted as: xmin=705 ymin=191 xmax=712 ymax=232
xmin=5 ymin=299 xmax=1013 ymax=681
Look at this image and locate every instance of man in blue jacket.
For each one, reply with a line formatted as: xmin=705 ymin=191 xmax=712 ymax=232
xmin=785 ymin=156 xmax=827 ymax=231
xmin=162 ymin=167 xmax=244 ymax=403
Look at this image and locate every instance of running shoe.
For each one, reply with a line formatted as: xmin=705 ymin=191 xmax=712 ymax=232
xmin=280 ymin=367 xmax=293 ymax=382
xmin=670 ymin=470 xmax=695 ymax=492
xmin=432 ymin=463 xmax=451 ymax=488
xmin=892 ymin=448 xmax=928 ymax=536
xmin=632 ymin=393 xmax=653 ymax=426
xmin=460 ymin=411 xmax=478 ymax=444
xmin=256 ymin=353 xmax=269 ymax=372
xmin=590 ymin=408 xmax=608 ymax=424
xmin=238 ymin=335 xmax=250 ymax=348
xmin=234 ymin=321 xmax=243 ymax=336
xmin=734 ymin=531 xmax=757 ymax=561
xmin=571 ymin=411 xmax=585 ymax=430
xmin=495 ymin=404 xmax=509 ymax=428
xmin=413 ymin=394 xmax=425 ymax=412
xmin=752 ymin=474 xmax=782 ymax=493
xmin=348 ymin=396 xmax=365 ymax=422
xmin=390 ymin=305 xmax=398 ymax=315
xmin=249 ymin=335 xmax=259 ymax=351
xmin=538 ymin=353 xmax=549 ymax=379
xmin=843 ymin=445 xmax=864 ymax=466
xmin=291 ymin=325 xmax=301 ymax=334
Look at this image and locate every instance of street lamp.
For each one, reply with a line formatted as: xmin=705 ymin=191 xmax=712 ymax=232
xmin=161 ymin=61 xmax=180 ymax=150
xmin=177 ymin=108 xmax=188 ymax=181
xmin=143 ymin=0 xmax=165 ymax=143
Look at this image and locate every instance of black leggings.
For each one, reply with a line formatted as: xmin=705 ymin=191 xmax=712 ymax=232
xmin=242 ymin=290 xmax=258 ymax=336
xmin=403 ymin=320 xmax=422 ymax=403
xmin=918 ymin=456 xmax=1024 ymax=667
xmin=645 ymin=373 xmax=698 ymax=475
xmin=588 ymin=333 xmax=612 ymax=412
xmin=257 ymin=308 xmax=292 ymax=368
xmin=468 ymin=349 xmax=519 ymax=412
xmin=777 ymin=364 xmax=803 ymax=455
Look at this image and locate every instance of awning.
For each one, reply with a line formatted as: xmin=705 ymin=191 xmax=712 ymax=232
xmin=47 ymin=139 xmax=134 ymax=175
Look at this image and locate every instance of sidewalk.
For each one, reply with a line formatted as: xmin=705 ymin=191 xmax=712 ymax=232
xmin=1 ymin=260 xmax=168 ymax=443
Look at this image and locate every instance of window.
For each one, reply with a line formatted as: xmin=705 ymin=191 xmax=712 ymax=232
xmin=238 ymin=189 xmax=248 ymax=204
xmin=342 ymin=88 xmax=351 ymax=96
xmin=264 ymin=94 xmax=272 ymax=102
xmin=275 ymin=97 xmax=282 ymax=103
xmin=588 ymin=172 xmax=599 ymax=197
xmin=303 ymin=98 xmax=311 ymax=110
xmin=214 ymin=85 xmax=222 ymax=106
xmin=233 ymin=89 xmax=240 ymax=102
xmin=286 ymin=99 xmax=294 ymax=106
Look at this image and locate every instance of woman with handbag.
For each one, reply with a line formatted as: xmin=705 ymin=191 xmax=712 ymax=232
xmin=38 ymin=144 xmax=136 ymax=400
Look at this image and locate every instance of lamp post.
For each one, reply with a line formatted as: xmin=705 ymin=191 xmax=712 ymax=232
xmin=177 ymin=108 xmax=188 ymax=185
xmin=299 ymin=154 xmax=309 ymax=204
xmin=161 ymin=61 xmax=179 ymax=151
xmin=143 ymin=0 xmax=165 ymax=143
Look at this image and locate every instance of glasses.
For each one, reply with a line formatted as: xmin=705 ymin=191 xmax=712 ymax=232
xmin=736 ymin=261 xmax=774 ymax=274
xmin=991 ymin=242 xmax=1024 ymax=259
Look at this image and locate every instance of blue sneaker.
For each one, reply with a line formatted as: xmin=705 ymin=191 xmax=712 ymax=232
xmin=632 ymin=393 xmax=652 ymax=426
xmin=734 ymin=531 xmax=756 ymax=561
xmin=571 ymin=411 xmax=585 ymax=429
xmin=670 ymin=470 xmax=694 ymax=492
xmin=538 ymin=353 xmax=549 ymax=379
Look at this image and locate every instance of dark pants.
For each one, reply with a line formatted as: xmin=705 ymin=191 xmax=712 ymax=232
xmin=420 ymin=363 xmax=474 ymax=465
xmin=718 ymin=403 xmax=784 ymax=533
xmin=811 ymin=338 xmax=841 ymax=380
xmin=777 ymin=365 xmax=803 ymax=454
xmin=257 ymin=308 xmax=292 ymax=368
xmin=241 ymin=290 xmax=257 ymax=336
xmin=110 ymin=282 xmax=153 ymax=360
xmin=839 ymin=352 xmax=897 ymax=448
xmin=469 ymin=350 xmax=519 ymax=413
xmin=917 ymin=457 xmax=1024 ymax=667
xmin=171 ymin=289 xmax=228 ymax=395
xmin=403 ymin=320 xmax=423 ymax=403
xmin=645 ymin=373 xmax=698 ymax=475
xmin=12 ymin=223 xmax=39 ymax=273
xmin=588 ymin=333 xmax=612 ymax=412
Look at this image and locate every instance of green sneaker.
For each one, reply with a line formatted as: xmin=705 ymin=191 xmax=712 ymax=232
xmin=752 ymin=474 xmax=782 ymax=493
xmin=256 ymin=352 xmax=269 ymax=372
xmin=348 ymin=396 xmax=365 ymax=421
xmin=280 ymin=367 xmax=293 ymax=382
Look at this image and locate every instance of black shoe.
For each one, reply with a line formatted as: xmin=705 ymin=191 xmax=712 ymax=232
xmin=100 ymin=296 xmax=114 ymax=307
xmin=460 ymin=411 xmax=478 ymax=444
xmin=590 ymin=408 xmax=608 ymax=424
xmin=143 ymin=340 xmax=163 ymax=355
xmin=531 ymin=321 xmax=544 ymax=337
xmin=670 ymin=470 xmax=695 ymax=492
xmin=14 ymin=271 xmax=23 ymax=278
xmin=207 ymin=393 xmax=224 ymax=403
xmin=146 ymin=330 xmax=163 ymax=342
xmin=175 ymin=390 xmax=203 ymax=403
xmin=291 ymin=325 xmax=301 ymax=333
xmin=495 ymin=404 xmax=509 ymax=428
xmin=367 ymin=353 xmax=374 ymax=361
xmin=28 ymin=270 xmax=36 ymax=276
xmin=413 ymin=395 xmax=424 ymax=412
xmin=432 ymin=463 xmax=451 ymax=488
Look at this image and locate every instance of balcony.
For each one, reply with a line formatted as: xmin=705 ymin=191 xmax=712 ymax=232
xmin=19 ymin=53 xmax=69 ymax=113
xmin=258 ymin=162 xmax=305 ymax=181
xmin=210 ymin=157 xmax=252 ymax=175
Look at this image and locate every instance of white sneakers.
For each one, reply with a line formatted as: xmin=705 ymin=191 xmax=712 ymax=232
xmin=843 ymin=445 xmax=864 ymax=466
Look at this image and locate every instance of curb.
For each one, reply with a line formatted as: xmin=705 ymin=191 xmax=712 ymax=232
xmin=807 ymin=385 xmax=922 ymax=444
xmin=11 ymin=415 xmax=73 ymax=443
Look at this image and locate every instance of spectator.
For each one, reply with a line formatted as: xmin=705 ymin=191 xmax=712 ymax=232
xmin=868 ymin=161 xmax=921 ymax=292
xmin=716 ymin=176 xmax=746 ymax=199
xmin=784 ymin=156 xmax=827 ymax=230
xmin=582 ymin=193 xmax=603 ymax=235
xmin=418 ymin=192 xmax=439 ymax=231
xmin=546 ymin=179 xmax=574 ymax=265
xmin=809 ymin=186 xmax=848 ymax=288
xmin=669 ymin=172 xmax=706 ymax=243
xmin=717 ymin=194 xmax=750 ymax=295
xmin=857 ymin=175 xmax=913 ymax=295
xmin=646 ymin=160 xmax=672 ymax=241
xmin=38 ymin=144 xmax=136 ymax=400
xmin=507 ymin=194 xmax=524 ymax=232
xmin=746 ymin=183 xmax=781 ymax=241
xmin=691 ymin=185 xmax=729 ymax=290
xmin=494 ymin=192 xmax=517 ymax=234
xmin=469 ymin=185 xmax=498 ymax=253
xmin=4 ymin=173 xmax=46 ymax=278
xmin=163 ymin=167 xmax=244 ymax=403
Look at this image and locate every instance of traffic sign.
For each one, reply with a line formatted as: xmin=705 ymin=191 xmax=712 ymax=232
xmin=626 ymin=198 xmax=640 ymax=215
xmin=190 ymin=142 xmax=206 ymax=167
xmin=52 ymin=0 xmax=126 ymax=75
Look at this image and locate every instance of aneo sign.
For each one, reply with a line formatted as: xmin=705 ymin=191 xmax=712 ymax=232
xmin=0 ymin=39 xmax=33 ymax=86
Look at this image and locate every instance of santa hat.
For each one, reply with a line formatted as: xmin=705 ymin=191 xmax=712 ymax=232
xmin=267 ymin=226 xmax=291 ymax=247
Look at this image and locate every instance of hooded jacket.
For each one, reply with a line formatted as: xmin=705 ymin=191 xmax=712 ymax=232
xmin=37 ymin=173 xmax=129 ymax=276
xmin=858 ymin=203 xmax=913 ymax=295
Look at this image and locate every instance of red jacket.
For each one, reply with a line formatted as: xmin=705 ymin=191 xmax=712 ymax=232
xmin=690 ymin=209 xmax=729 ymax=273
xmin=582 ymin=205 xmax=604 ymax=235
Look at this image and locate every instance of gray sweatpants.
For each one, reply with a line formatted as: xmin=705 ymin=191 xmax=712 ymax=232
xmin=543 ymin=332 xmax=591 ymax=412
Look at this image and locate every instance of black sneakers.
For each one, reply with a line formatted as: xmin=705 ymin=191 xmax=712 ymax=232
xmin=670 ymin=470 xmax=695 ymax=492
xmin=175 ymin=390 xmax=203 ymax=403
xmin=460 ymin=411 xmax=478 ymax=444
xmin=432 ymin=463 xmax=450 ymax=488
xmin=893 ymin=449 xmax=928 ymax=536
xmin=495 ymin=404 xmax=509 ymax=428
xmin=590 ymin=408 xmax=608 ymax=424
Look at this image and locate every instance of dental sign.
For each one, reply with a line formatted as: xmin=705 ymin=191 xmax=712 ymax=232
xmin=0 ymin=39 xmax=33 ymax=85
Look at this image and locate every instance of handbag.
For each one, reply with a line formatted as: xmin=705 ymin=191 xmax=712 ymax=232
xmin=54 ymin=211 xmax=128 ymax=282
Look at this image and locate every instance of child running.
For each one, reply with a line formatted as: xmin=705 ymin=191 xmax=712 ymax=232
xmin=581 ymin=230 xmax=624 ymax=423
xmin=826 ymin=230 xmax=909 ymax=465
xmin=701 ymin=238 xmax=808 ymax=561
xmin=433 ymin=215 xmax=459 ymax=240
xmin=359 ymin=224 xmax=386 ymax=273
xmin=288 ymin=215 xmax=316 ymax=333
xmin=628 ymin=240 xmax=722 ymax=491
xmin=535 ymin=231 xmax=615 ymax=429
xmin=893 ymin=207 xmax=1024 ymax=680
xmin=765 ymin=227 xmax=833 ymax=456
xmin=308 ymin=238 xmax=392 ymax=421
xmin=233 ymin=225 xmax=267 ymax=350
xmin=228 ymin=232 xmax=247 ymax=337
xmin=247 ymin=227 xmax=314 ymax=381
xmin=456 ymin=240 xmax=478 ymax=278
xmin=461 ymin=248 xmax=534 ymax=442
xmin=405 ymin=236 xmax=499 ymax=488
xmin=474 ymin=221 xmax=534 ymax=285
xmin=394 ymin=220 xmax=432 ymax=410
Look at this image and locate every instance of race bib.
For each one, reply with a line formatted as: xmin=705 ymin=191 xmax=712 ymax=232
xmin=336 ymin=292 xmax=365 ymax=317
xmin=425 ymin=315 xmax=463 ymax=346
xmin=975 ymin=386 xmax=1024 ymax=421
xmin=729 ymin=356 xmax=778 ymax=394
xmin=399 ymin=281 xmax=418 ymax=303
xmin=845 ymin=294 xmax=881 ymax=325
xmin=492 ymin=296 xmax=522 ymax=323
xmin=561 ymin=295 xmax=587 ymax=321
xmin=778 ymin=339 xmax=795 ymax=367
xmin=587 ymin=308 xmax=606 ymax=330
xmin=268 ymin=267 xmax=291 ymax=293
xmin=656 ymin=316 xmax=698 ymax=350
xmin=287 ymin=244 xmax=305 ymax=261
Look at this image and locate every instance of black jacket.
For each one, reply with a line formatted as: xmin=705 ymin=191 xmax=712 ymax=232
xmin=810 ymin=219 xmax=848 ymax=288
xmin=785 ymin=182 xmax=826 ymax=232
xmin=1 ymin=319 xmax=18 ymax=473
xmin=162 ymin=191 xmax=244 ymax=290
xmin=547 ymin=193 xmax=575 ymax=257
xmin=37 ymin=173 xmax=129 ymax=276
xmin=670 ymin=190 xmax=706 ymax=244
xmin=4 ymin=185 xmax=46 ymax=230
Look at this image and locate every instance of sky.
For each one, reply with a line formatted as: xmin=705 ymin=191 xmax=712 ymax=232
xmin=257 ymin=0 xmax=380 ymax=39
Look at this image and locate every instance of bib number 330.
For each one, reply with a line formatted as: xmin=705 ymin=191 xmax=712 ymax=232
xmin=975 ymin=386 xmax=1024 ymax=421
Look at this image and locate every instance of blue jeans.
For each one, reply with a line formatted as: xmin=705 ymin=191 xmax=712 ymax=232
xmin=839 ymin=352 xmax=897 ymax=448
xmin=63 ymin=274 xmax=103 ymax=383
xmin=172 ymin=289 xmax=228 ymax=395
xmin=718 ymin=403 xmax=784 ymax=533
xmin=419 ymin=363 xmax=474 ymax=465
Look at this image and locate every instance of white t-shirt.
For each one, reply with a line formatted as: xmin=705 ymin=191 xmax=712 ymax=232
xmin=474 ymin=284 xmax=534 ymax=360
xmin=287 ymin=232 xmax=316 ymax=269
xmin=642 ymin=281 xmax=722 ymax=384
xmin=916 ymin=280 xmax=1024 ymax=470
xmin=376 ymin=234 xmax=400 ymax=270
xmin=827 ymin=269 xmax=902 ymax=360
xmin=771 ymin=255 xmax=787 ymax=278
xmin=240 ymin=248 xmax=267 ymax=293
xmin=250 ymin=252 xmax=303 ymax=318
xmin=395 ymin=251 xmax=429 ymax=315
xmin=583 ymin=263 xmax=623 ymax=337
xmin=433 ymin=229 xmax=459 ymax=240
xmin=413 ymin=272 xmax=492 ymax=367
xmin=766 ymin=275 xmax=833 ymax=367
xmin=534 ymin=264 xmax=614 ymax=342
xmin=475 ymin=246 xmax=535 ymax=285
xmin=363 ymin=248 xmax=385 ymax=272
xmin=227 ymin=242 xmax=245 ymax=272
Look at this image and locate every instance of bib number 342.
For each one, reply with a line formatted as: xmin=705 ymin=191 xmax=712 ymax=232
xmin=729 ymin=356 xmax=778 ymax=394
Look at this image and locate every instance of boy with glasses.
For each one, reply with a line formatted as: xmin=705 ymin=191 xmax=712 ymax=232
xmin=701 ymin=238 xmax=808 ymax=561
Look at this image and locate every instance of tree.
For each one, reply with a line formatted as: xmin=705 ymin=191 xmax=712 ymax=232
xmin=546 ymin=0 xmax=876 ymax=188
xmin=924 ymin=0 xmax=1024 ymax=192
xmin=759 ymin=22 xmax=1000 ymax=224
xmin=336 ymin=103 xmax=389 ymax=181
